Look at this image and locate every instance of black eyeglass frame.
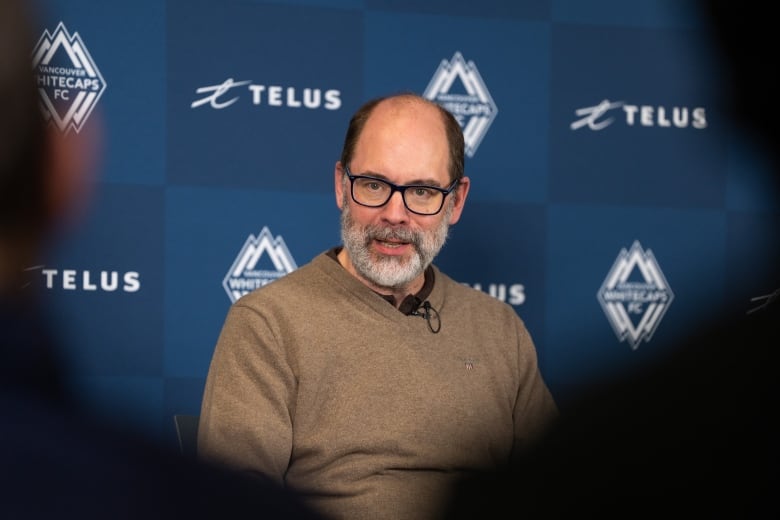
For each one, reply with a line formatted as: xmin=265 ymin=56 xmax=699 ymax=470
xmin=343 ymin=165 xmax=459 ymax=216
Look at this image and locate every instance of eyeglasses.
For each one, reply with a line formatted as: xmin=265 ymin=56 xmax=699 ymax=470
xmin=343 ymin=165 xmax=458 ymax=216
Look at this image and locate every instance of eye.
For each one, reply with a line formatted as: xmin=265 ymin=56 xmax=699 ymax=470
xmin=411 ymin=187 xmax=436 ymax=199
xmin=355 ymin=177 xmax=387 ymax=192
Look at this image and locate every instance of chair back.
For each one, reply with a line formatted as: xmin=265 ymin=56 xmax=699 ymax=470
xmin=173 ymin=414 xmax=199 ymax=458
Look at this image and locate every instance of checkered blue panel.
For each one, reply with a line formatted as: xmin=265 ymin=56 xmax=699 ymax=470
xmin=33 ymin=0 xmax=780 ymax=445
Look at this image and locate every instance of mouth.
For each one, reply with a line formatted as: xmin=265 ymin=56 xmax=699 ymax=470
xmin=366 ymin=226 xmax=418 ymax=256
xmin=375 ymin=238 xmax=407 ymax=248
xmin=371 ymin=234 xmax=414 ymax=257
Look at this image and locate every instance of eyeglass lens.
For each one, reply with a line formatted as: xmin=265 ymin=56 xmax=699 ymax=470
xmin=352 ymin=177 xmax=444 ymax=215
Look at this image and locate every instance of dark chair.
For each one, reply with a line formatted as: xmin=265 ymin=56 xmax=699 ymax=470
xmin=173 ymin=414 xmax=200 ymax=458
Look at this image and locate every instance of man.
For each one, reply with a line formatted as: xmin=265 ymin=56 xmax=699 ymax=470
xmin=198 ymin=93 xmax=559 ymax=519
xmin=0 ymin=1 xmax=320 ymax=517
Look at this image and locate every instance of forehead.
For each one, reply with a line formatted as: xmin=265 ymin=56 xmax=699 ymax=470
xmin=353 ymin=99 xmax=450 ymax=181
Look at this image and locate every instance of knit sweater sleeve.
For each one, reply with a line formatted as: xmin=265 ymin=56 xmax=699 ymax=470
xmin=197 ymin=300 xmax=295 ymax=485
xmin=510 ymin=311 xmax=559 ymax=457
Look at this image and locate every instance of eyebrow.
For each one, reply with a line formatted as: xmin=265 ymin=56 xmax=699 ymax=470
xmin=358 ymin=170 xmax=445 ymax=188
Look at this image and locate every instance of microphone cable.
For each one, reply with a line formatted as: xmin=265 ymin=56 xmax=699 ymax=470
xmin=412 ymin=301 xmax=441 ymax=333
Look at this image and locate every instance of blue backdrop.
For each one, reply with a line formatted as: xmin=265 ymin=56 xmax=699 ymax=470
xmin=32 ymin=0 xmax=780 ymax=450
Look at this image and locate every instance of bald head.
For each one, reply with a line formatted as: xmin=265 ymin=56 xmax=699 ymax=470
xmin=339 ymin=93 xmax=465 ymax=184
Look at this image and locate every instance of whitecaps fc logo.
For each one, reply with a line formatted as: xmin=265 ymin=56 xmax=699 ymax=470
xmin=424 ymin=52 xmax=497 ymax=158
xmin=597 ymin=241 xmax=674 ymax=350
xmin=223 ymin=227 xmax=298 ymax=303
xmin=33 ymin=22 xmax=106 ymax=133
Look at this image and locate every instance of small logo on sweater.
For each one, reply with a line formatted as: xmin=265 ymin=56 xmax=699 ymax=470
xmin=459 ymin=357 xmax=478 ymax=371
xmin=222 ymin=227 xmax=297 ymax=303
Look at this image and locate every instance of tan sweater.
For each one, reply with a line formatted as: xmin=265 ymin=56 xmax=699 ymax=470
xmin=198 ymin=250 xmax=558 ymax=520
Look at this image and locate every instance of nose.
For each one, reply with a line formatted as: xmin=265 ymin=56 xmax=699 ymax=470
xmin=380 ymin=190 xmax=410 ymax=224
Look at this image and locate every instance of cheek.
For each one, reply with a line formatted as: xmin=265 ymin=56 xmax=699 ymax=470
xmin=446 ymin=201 xmax=463 ymax=226
xmin=413 ymin=215 xmax=444 ymax=234
xmin=345 ymin=201 xmax=376 ymax=226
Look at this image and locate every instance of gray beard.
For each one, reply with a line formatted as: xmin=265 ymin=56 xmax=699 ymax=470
xmin=339 ymin=195 xmax=452 ymax=290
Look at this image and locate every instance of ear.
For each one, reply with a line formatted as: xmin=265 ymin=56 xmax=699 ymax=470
xmin=44 ymin=113 xmax=102 ymax=233
xmin=334 ymin=161 xmax=346 ymax=210
xmin=447 ymin=175 xmax=470 ymax=225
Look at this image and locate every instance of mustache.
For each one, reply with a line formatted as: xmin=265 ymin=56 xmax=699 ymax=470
xmin=365 ymin=226 xmax=420 ymax=247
